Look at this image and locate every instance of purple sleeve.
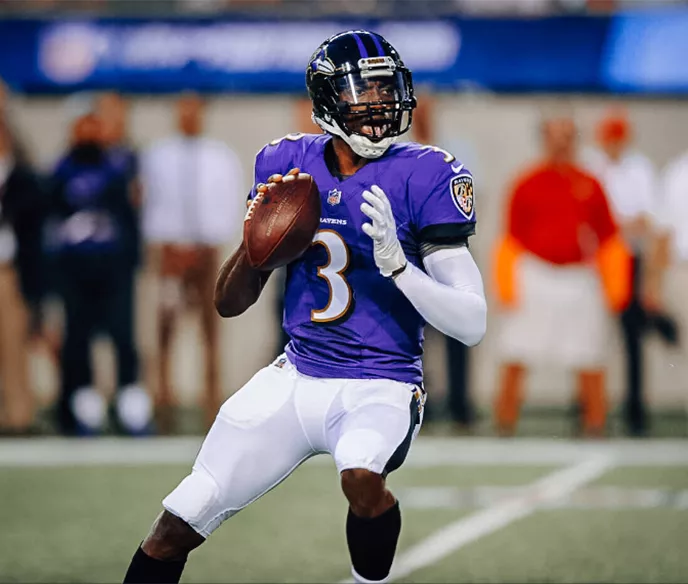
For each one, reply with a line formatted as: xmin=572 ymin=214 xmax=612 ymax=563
xmin=409 ymin=156 xmax=476 ymax=243
xmin=247 ymin=139 xmax=297 ymax=202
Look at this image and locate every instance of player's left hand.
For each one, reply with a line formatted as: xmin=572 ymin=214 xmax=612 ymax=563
xmin=361 ymin=185 xmax=408 ymax=278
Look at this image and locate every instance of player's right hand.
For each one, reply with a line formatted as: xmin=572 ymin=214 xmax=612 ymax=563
xmin=260 ymin=168 xmax=301 ymax=191
xmin=249 ymin=168 xmax=300 ymax=208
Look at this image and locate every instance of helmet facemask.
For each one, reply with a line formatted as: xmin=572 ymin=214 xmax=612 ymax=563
xmin=310 ymin=56 xmax=416 ymax=159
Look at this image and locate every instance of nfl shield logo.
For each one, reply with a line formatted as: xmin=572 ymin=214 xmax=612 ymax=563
xmin=327 ymin=188 xmax=342 ymax=206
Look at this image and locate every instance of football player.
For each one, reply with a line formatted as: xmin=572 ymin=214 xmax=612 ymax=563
xmin=124 ymin=30 xmax=486 ymax=584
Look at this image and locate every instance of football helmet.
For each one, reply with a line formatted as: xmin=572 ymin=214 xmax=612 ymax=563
xmin=306 ymin=30 xmax=417 ymax=159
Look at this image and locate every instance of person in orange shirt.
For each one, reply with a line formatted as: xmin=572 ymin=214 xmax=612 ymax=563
xmin=493 ymin=114 xmax=631 ymax=438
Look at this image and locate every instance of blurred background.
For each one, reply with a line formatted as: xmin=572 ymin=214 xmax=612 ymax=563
xmin=1 ymin=0 xmax=686 ymax=438
xmin=0 ymin=1 xmax=688 ymax=581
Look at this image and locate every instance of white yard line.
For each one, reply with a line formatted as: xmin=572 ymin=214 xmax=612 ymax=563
xmin=398 ymin=485 xmax=685 ymax=511
xmin=381 ymin=455 xmax=616 ymax=583
xmin=1 ymin=436 xmax=688 ymax=467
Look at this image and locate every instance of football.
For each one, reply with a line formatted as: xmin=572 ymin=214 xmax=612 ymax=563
xmin=244 ymin=173 xmax=322 ymax=270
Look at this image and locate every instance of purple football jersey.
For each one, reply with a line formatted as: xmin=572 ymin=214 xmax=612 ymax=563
xmin=250 ymin=133 xmax=476 ymax=385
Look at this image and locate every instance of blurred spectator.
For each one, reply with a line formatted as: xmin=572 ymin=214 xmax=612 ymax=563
xmin=97 ymin=91 xmax=142 ymax=265
xmin=582 ymin=109 xmax=657 ymax=436
xmin=584 ymin=0 xmax=616 ymax=12
xmin=50 ymin=96 xmax=146 ymax=436
xmin=179 ymin=0 xmax=230 ymax=13
xmin=493 ymin=112 xmax=631 ymax=438
xmin=0 ymin=78 xmax=7 ymax=113
xmin=0 ymin=118 xmax=46 ymax=435
xmin=295 ymin=97 xmax=319 ymax=135
xmin=141 ymin=93 xmax=241 ymax=431
xmin=413 ymin=93 xmax=475 ymax=432
xmin=0 ymin=78 xmax=30 ymax=167
xmin=98 ymin=93 xmax=138 ymax=183
xmin=455 ymin=0 xmax=556 ymax=14
xmin=646 ymin=149 xmax=688 ymax=392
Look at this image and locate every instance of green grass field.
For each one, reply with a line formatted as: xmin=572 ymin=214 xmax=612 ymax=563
xmin=1 ymin=437 xmax=687 ymax=583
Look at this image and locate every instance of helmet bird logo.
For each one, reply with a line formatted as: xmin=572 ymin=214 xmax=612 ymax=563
xmin=311 ymin=49 xmax=336 ymax=76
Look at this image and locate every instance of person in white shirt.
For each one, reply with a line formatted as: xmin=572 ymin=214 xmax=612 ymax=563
xmin=649 ymin=151 xmax=688 ymax=283
xmin=141 ymin=93 xmax=242 ymax=431
xmin=646 ymin=150 xmax=688 ymax=402
xmin=582 ymin=110 xmax=657 ymax=436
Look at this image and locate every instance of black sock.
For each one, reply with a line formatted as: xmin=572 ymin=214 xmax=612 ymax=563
xmin=346 ymin=501 xmax=401 ymax=582
xmin=123 ymin=545 xmax=187 ymax=584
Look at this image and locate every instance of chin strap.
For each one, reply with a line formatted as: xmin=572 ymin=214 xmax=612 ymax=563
xmin=313 ymin=113 xmax=399 ymax=159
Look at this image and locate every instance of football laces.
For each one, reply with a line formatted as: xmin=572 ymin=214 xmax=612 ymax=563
xmin=244 ymin=191 xmax=264 ymax=222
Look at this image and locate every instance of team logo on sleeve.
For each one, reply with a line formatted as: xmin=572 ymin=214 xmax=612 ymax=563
xmin=450 ymin=175 xmax=474 ymax=220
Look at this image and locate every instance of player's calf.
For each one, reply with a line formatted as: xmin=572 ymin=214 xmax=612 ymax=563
xmin=123 ymin=510 xmax=204 ymax=584
xmin=341 ymin=469 xmax=401 ymax=583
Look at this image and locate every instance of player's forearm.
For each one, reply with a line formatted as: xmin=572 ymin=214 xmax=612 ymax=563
xmin=214 ymin=243 xmax=271 ymax=318
xmin=394 ymin=248 xmax=487 ymax=346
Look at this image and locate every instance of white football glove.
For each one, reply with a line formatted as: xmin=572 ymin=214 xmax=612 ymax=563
xmin=361 ymin=185 xmax=408 ymax=278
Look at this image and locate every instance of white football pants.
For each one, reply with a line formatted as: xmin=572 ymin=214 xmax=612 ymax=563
xmin=163 ymin=355 xmax=424 ymax=537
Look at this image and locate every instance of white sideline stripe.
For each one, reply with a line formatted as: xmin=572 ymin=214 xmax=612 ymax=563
xmin=340 ymin=456 xmax=614 ymax=583
xmin=1 ymin=437 xmax=688 ymax=467
xmin=381 ymin=456 xmax=615 ymax=583
xmin=403 ymin=438 xmax=688 ymax=466
xmin=0 ymin=437 xmax=204 ymax=467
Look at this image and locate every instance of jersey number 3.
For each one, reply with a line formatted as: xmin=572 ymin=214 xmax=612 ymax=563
xmin=311 ymin=230 xmax=352 ymax=323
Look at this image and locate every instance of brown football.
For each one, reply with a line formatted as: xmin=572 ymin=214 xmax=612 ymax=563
xmin=244 ymin=173 xmax=321 ymax=271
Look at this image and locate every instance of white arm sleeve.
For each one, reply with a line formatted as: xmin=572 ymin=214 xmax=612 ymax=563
xmin=393 ymin=246 xmax=487 ymax=346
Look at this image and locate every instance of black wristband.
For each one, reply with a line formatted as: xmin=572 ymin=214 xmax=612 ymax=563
xmin=390 ymin=262 xmax=408 ymax=280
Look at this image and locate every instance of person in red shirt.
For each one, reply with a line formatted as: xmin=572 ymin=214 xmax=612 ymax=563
xmin=493 ymin=114 xmax=630 ymax=437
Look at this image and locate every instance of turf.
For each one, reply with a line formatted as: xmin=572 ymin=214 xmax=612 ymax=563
xmin=592 ymin=466 xmax=688 ymax=489
xmin=408 ymin=509 xmax=688 ymax=583
xmin=0 ymin=462 xmax=472 ymax=583
xmin=391 ymin=465 xmax=558 ymax=488
xmin=1 ymin=446 xmax=686 ymax=583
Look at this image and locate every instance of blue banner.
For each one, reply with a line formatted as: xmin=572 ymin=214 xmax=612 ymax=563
xmin=0 ymin=14 xmax=685 ymax=94
xmin=601 ymin=10 xmax=688 ymax=93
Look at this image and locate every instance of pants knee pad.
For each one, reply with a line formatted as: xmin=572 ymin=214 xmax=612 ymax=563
xmin=163 ymin=469 xmax=224 ymax=538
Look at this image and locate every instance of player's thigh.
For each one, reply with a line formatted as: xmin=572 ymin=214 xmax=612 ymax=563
xmin=331 ymin=380 xmax=423 ymax=476
xmin=163 ymin=364 xmax=314 ymax=537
